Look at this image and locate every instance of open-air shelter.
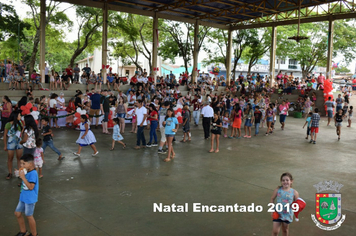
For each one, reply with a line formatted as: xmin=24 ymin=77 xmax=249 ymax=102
xmin=38 ymin=0 xmax=356 ymax=83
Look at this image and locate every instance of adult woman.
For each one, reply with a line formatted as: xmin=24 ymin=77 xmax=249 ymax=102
xmin=1 ymin=96 xmax=12 ymax=133
xmin=65 ymin=97 xmax=76 ymax=127
xmin=20 ymin=115 xmax=39 ymax=155
xmin=278 ymin=100 xmax=289 ymax=130
xmin=147 ymin=104 xmax=158 ymax=147
xmin=4 ymin=111 xmax=23 ymax=180
xmin=49 ymin=93 xmax=59 ymax=128
xmin=55 ymin=71 xmax=62 ymax=90
xmin=56 ymin=92 xmax=65 ymax=109
xmin=229 ymin=104 xmax=243 ymax=138
xmin=163 ymin=108 xmax=178 ymax=162
xmin=115 ymin=96 xmax=127 ymax=134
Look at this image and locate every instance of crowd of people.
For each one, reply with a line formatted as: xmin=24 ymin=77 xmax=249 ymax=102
xmin=1 ymin=63 xmax=354 ymax=236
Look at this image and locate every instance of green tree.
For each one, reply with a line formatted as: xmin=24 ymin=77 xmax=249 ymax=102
xmin=159 ymin=21 xmax=210 ymax=73
xmin=69 ymin=6 xmax=103 ymax=67
xmin=110 ymin=13 xmax=154 ymax=72
xmin=241 ymin=28 xmax=271 ymax=73
xmin=335 ymin=65 xmax=351 ymax=74
xmin=203 ymin=29 xmax=258 ymax=78
xmin=22 ymin=0 xmax=72 ymax=73
xmin=277 ymin=20 xmax=356 ymax=78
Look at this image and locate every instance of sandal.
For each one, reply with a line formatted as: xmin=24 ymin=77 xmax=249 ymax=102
xmin=163 ymin=158 xmax=171 ymax=162
xmin=180 ymin=140 xmax=186 ymax=143
xmin=5 ymin=173 xmax=12 ymax=180
xmin=58 ymin=156 xmax=65 ymax=161
xmin=123 ymin=144 xmax=126 ymax=149
xmin=110 ymin=148 xmax=114 ymax=151
xmin=15 ymin=231 xmax=28 ymax=236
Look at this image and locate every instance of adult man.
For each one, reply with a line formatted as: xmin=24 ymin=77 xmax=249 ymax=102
xmin=100 ymin=90 xmax=110 ymax=134
xmin=157 ymin=101 xmax=170 ymax=154
xmin=317 ymin=73 xmax=325 ymax=89
xmin=73 ymin=64 xmax=80 ymax=84
xmin=65 ymin=64 xmax=73 ymax=84
xmin=44 ymin=63 xmax=49 ymax=83
xmin=324 ymin=96 xmax=334 ymax=126
xmin=61 ymin=71 xmax=70 ymax=90
xmin=82 ymin=63 xmax=91 ymax=76
xmin=90 ymin=90 xmax=101 ymax=128
xmin=191 ymin=94 xmax=202 ymax=126
xmin=335 ymin=93 xmax=343 ymax=113
xmin=201 ymin=101 xmax=214 ymax=139
xmin=106 ymin=73 xmax=114 ymax=90
xmin=18 ymin=61 xmax=25 ymax=77
xmin=135 ymin=99 xmax=148 ymax=149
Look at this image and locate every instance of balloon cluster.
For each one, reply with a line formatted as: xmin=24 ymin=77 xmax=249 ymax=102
xmin=73 ymin=108 xmax=87 ymax=127
xmin=173 ymin=104 xmax=183 ymax=124
xmin=332 ymin=62 xmax=339 ymax=70
xmin=108 ymin=107 xmax=115 ymax=128
xmin=323 ymin=79 xmax=334 ymax=113
xmin=20 ymin=103 xmax=39 ymax=124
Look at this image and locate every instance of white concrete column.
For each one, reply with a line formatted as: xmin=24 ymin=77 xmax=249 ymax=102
xmin=102 ymin=2 xmax=108 ymax=84
xmin=269 ymin=25 xmax=277 ymax=87
xmin=192 ymin=19 xmax=199 ymax=83
xmin=226 ymin=28 xmax=233 ymax=86
xmin=152 ymin=12 xmax=158 ymax=84
xmin=40 ymin=0 xmax=46 ymax=83
xmin=326 ymin=19 xmax=334 ymax=79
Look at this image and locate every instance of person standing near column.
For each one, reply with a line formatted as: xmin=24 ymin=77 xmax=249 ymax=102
xmin=134 ymin=100 xmax=148 ymax=150
xmin=201 ymin=101 xmax=214 ymax=139
xmin=192 ymin=94 xmax=202 ymax=126
xmin=100 ymin=90 xmax=110 ymax=134
xmin=44 ymin=63 xmax=49 ymax=83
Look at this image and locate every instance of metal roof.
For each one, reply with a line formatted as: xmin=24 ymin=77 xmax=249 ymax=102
xmin=57 ymin=0 xmax=354 ymax=29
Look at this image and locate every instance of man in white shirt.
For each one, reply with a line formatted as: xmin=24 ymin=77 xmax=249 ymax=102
xmin=201 ymin=101 xmax=214 ymax=139
xmin=135 ymin=99 xmax=148 ymax=149
xmin=45 ymin=63 xmax=49 ymax=83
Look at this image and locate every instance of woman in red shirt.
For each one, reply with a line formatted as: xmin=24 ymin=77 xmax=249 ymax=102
xmin=146 ymin=104 xmax=158 ymax=147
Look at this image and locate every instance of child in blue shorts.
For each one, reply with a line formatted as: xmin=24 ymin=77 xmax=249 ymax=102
xmin=15 ymin=154 xmax=39 ymax=236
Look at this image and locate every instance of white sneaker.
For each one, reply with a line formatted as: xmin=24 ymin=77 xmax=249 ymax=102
xmin=73 ymin=152 xmax=80 ymax=157
xmin=92 ymin=151 xmax=99 ymax=156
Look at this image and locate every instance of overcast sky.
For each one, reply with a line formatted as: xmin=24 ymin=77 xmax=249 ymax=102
xmin=2 ymin=0 xmax=355 ymax=73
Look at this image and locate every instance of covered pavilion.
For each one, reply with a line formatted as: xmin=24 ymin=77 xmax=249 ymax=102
xmin=35 ymin=0 xmax=356 ymax=84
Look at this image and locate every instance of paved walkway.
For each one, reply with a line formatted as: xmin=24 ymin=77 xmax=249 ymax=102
xmin=1 ymin=106 xmax=355 ymax=235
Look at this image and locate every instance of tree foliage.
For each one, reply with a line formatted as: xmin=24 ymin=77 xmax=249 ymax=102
xmin=159 ymin=21 xmax=210 ymax=73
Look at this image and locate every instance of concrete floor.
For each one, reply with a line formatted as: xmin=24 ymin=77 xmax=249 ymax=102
xmin=0 ymin=115 xmax=355 ymax=236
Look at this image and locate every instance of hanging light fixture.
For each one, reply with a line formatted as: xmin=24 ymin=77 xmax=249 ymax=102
xmin=288 ymin=0 xmax=309 ymax=42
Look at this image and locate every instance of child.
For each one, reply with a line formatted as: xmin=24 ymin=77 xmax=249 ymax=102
xmin=253 ymin=106 xmax=262 ymax=136
xmin=222 ymin=111 xmax=230 ymax=138
xmin=128 ymin=107 xmax=137 ymax=133
xmin=243 ymin=103 xmax=253 ymax=138
xmin=334 ymin=109 xmax=346 ymax=141
xmin=73 ymin=115 xmax=99 ymax=157
xmin=270 ymin=172 xmax=299 ymax=236
xmin=8 ymin=72 xmax=15 ymax=90
xmin=302 ymin=112 xmax=313 ymax=140
xmin=229 ymin=104 xmax=243 ymax=139
xmin=110 ymin=118 xmax=126 ymax=150
xmin=34 ymin=138 xmax=44 ymax=178
xmin=41 ymin=118 xmax=65 ymax=160
xmin=265 ymin=104 xmax=274 ymax=135
xmin=310 ymin=108 xmax=320 ymax=144
xmin=14 ymin=154 xmax=39 ymax=236
xmin=181 ymin=104 xmax=191 ymax=142
xmin=209 ymin=112 xmax=222 ymax=153
xmin=162 ymin=108 xmax=179 ymax=162
xmin=347 ymin=106 xmax=353 ymax=127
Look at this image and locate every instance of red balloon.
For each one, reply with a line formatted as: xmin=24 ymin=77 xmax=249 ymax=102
xmin=177 ymin=116 xmax=183 ymax=124
xmin=25 ymin=103 xmax=32 ymax=109
xmin=73 ymin=119 xmax=81 ymax=126
xmin=106 ymin=65 xmax=110 ymax=69
xmin=272 ymin=211 xmax=279 ymax=220
xmin=32 ymin=107 xmax=37 ymax=111
xmin=75 ymin=112 xmax=81 ymax=118
xmin=102 ymin=65 xmax=105 ymax=69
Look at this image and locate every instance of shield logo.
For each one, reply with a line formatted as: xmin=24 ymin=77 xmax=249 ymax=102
xmin=315 ymin=193 xmax=342 ymax=225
